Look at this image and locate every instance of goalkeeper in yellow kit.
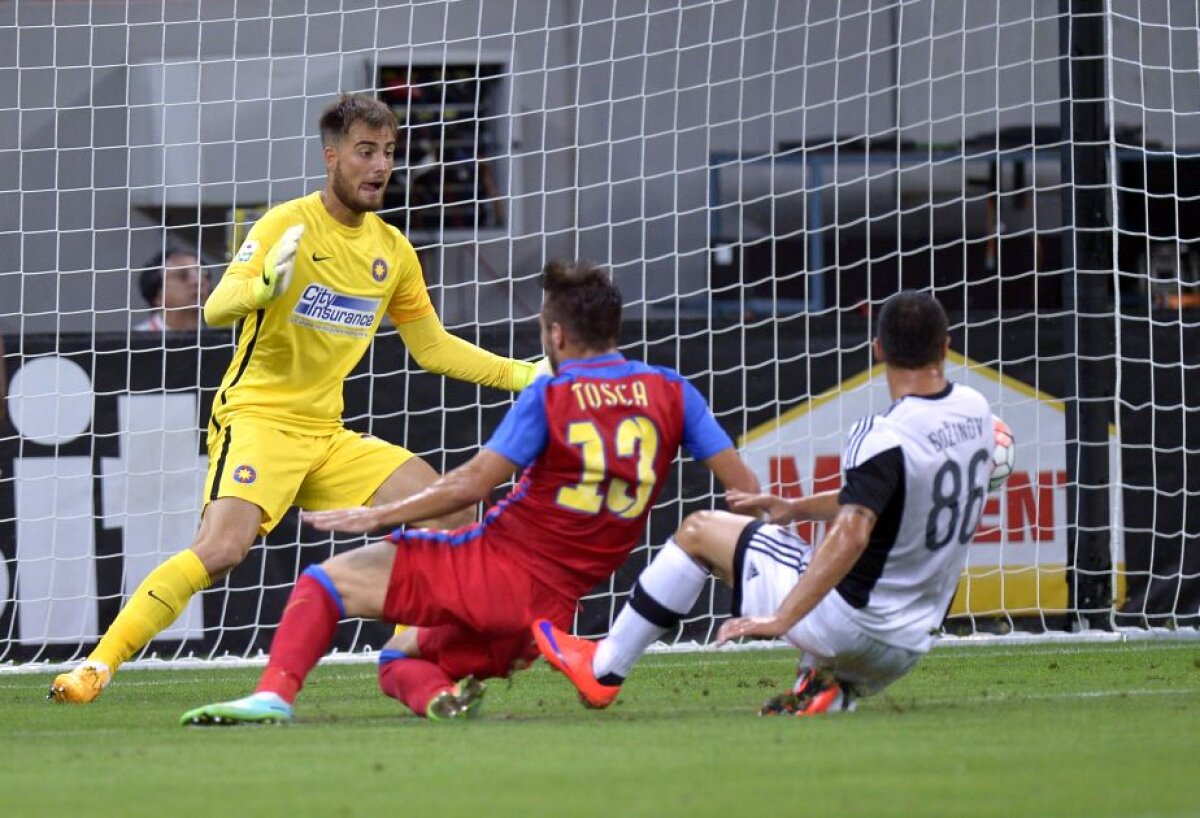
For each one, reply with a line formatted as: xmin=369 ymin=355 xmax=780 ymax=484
xmin=49 ymin=93 xmax=546 ymax=704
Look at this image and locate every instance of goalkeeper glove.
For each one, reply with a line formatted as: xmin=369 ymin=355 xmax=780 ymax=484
xmin=253 ymin=224 xmax=305 ymax=307
xmin=511 ymin=356 xmax=555 ymax=391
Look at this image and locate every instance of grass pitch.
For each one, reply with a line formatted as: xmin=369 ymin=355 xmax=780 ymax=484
xmin=0 ymin=642 xmax=1196 ymax=818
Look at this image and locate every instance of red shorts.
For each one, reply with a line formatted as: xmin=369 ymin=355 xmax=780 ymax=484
xmin=384 ymin=528 xmax=577 ymax=680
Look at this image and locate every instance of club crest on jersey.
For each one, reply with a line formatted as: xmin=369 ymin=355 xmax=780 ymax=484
xmin=291 ymin=284 xmax=379 ymax=338
xmin=371 ymin=257 xmax=388 ymax=282
xmin=233 ymin=464 xmax=257 ymax=484
xmin=235 ymin=239 xmax=258 ymax=263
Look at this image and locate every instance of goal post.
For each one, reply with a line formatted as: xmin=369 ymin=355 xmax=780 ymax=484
xmin=1 ymin=1 xmax=1197 ymax=670
xmin=1059 ymin=0 xmax=1116 ymax=629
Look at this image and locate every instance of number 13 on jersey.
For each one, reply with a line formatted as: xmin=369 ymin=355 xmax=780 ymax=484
xmin=556 ymin=417 xmax=660 ymax=518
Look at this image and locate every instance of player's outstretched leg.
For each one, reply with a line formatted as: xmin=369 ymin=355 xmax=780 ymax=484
xmin=177 ymin=563 xmax=344 ymax=727
xmin=759 ymin=668 xmax=857 ymax=716
xmin=47 ymin=548 xmax=213 ymax=704
xmin=47 ymin=661 xmax=111 ymax=704
xmin=180 ymin=692 xmax=293 ymax=726
xmin=532 ymin=620 xmax=621 ymax=709
xmin=425 ymin=676 xmax=487 ymax=721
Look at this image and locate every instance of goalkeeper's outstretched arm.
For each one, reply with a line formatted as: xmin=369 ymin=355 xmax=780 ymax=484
xmin=396 ymin=311 xmax=550 ymax=393
xmin=204 ymin=225 xmax=305 ymax=326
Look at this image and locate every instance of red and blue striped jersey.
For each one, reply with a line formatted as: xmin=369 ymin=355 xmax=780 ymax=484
xmin=473 ymin=352 xmax=732 ymax=599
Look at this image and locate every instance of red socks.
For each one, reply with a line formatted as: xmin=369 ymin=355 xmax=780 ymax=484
xmin=378 ymin=652 xmax=454 ymax=716
xmin=253 ymin=566 xmax=456 ymax=717
xmin=255 ymin=568 xmax=344 ymax=704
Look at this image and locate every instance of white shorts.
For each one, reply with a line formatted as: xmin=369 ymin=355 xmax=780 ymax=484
xmin=732 ymin=521 xmax=923 ymax=696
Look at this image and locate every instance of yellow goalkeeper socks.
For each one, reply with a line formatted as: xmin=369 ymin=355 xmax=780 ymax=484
xmin=88 ymin=549 xmax=212 ymax=671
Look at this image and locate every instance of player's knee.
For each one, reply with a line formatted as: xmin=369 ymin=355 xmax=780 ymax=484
xmin=190 ymin=531 xmax=253 ymax=579
xmin=675 ymin=510 xmax=717 ymax=555
xmin=319 ymin=554 xmax=355 ymax=601
xmin=320 ymin=545 xmax=390 ymax=619
xmin=384 ymin=628 xmax=419 ymax=657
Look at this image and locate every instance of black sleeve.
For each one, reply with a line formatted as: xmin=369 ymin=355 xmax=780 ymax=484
xmin=837 ymin=446 xmax=904 ymax=516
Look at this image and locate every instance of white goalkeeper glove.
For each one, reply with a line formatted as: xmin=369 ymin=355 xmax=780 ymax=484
xmin=253 ymin=224 xmax=305 ymax=307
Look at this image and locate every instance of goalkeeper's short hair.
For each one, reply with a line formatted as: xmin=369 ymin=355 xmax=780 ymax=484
xmin=319 ymin=93 xmax=396 ymax=147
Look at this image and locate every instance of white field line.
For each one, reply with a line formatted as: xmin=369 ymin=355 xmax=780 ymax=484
xmin=8 ymin=690 xmax=1198 ymax=742
xmin=908 ymin=687 xmax=1199 ymax=706
xmin=3 ymin=657 xmax=1196 ymax=702
xmin=2 ymin=629 xmax=1195 ymax=677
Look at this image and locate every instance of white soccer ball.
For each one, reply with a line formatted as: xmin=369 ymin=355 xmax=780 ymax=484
xmin=989 ymin=415 xmax=1016 ymax=492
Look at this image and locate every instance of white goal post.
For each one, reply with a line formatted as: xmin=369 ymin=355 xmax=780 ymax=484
xmin=1 ymin=1 xmax=1197 ymax=670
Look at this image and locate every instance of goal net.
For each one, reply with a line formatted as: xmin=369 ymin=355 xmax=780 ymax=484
xmin=1 ymin=0 xmax=1196 ymax=669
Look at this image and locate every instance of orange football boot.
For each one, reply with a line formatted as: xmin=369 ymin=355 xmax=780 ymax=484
xmin=759 ymin=667 xmax=856 ymax=716
xmin=47 ymin=662 xmax=111 ymax=704
xmin=532 ymin=619 xmax=621 ymax=709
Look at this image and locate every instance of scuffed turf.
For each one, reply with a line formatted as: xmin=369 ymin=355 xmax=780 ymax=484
xmin=1 ymin=642 xmax=1197 ymax=818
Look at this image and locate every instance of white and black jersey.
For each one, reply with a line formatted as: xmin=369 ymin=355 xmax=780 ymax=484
xmin=829 ymin=381 xmax=993 ymax=652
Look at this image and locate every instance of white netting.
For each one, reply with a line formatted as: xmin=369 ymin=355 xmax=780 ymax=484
xmin=0 ymin=1 xmax=1196 ymax=667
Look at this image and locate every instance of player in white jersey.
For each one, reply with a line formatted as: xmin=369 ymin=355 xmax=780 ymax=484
xmin=534 ymin=290 xmax=995 ymax=715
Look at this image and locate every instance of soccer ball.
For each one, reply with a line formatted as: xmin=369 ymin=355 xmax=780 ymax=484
xmin=989 ymin=415 xmax=1015 ymax=492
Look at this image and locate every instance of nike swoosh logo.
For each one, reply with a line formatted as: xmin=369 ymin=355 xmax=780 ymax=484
xmin=537 ymin=621 xmax=563 ymax=659
xmin=147 ymin=589 xmax=173 ymax=611
xmin=311 ymin=252 xmax=332 ymax=262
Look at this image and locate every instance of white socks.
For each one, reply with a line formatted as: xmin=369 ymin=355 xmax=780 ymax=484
xmin=592 ymin=539 xmax=709 ymax=681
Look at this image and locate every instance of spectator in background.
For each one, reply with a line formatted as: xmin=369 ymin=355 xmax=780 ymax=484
xmin=136 ymin=247 xmax=212 ymax=332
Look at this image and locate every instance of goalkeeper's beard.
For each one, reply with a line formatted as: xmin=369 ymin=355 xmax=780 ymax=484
xmin=329 ymin=170 xmax=383 ymax=215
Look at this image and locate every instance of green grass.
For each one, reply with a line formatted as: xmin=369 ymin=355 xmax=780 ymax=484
xmin=1 ymin=642 xmax=1197 ymax=818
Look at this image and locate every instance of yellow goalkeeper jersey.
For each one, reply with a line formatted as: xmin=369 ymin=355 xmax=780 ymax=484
xmin=205 ymin=192 xmax=511 ymax=435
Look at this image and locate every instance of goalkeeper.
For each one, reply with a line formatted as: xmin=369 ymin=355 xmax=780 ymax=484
xmin=49 ymin=93 xmax=547 ymax=704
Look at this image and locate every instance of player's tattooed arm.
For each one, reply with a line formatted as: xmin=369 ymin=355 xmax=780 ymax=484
xmin=842 ymin=504 xmax=877 ymax=523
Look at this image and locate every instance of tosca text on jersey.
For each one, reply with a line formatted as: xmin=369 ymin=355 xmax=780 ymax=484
xmin=926 ymin=417 xmax=986 ymax=452
xmin=570 ymin=380 xmax=650 ymax=411
xmin=290 ymin=284 xmax=379 ymax=338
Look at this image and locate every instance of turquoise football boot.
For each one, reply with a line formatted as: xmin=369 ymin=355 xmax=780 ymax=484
xmin=180 ymin=692 xmax=293 ymax=726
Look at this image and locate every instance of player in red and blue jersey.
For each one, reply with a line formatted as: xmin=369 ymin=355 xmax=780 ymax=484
xmin=180 ymin=259 xmax=757 ymax=725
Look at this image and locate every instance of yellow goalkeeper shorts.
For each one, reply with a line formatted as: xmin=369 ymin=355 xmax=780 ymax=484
xmin=203 ymin=420 xmax=413 ymax=535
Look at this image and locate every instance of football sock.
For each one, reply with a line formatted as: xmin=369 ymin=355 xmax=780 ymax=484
xmin=377 ymin=650 xmax=454 ymax=716
xmin=255 ymin=566 xmax=344 ymax=704
xmin=593 ymin=539 xmax=708 ymax=681
xmin=88 ymin=548 xmax=212 ymax=671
